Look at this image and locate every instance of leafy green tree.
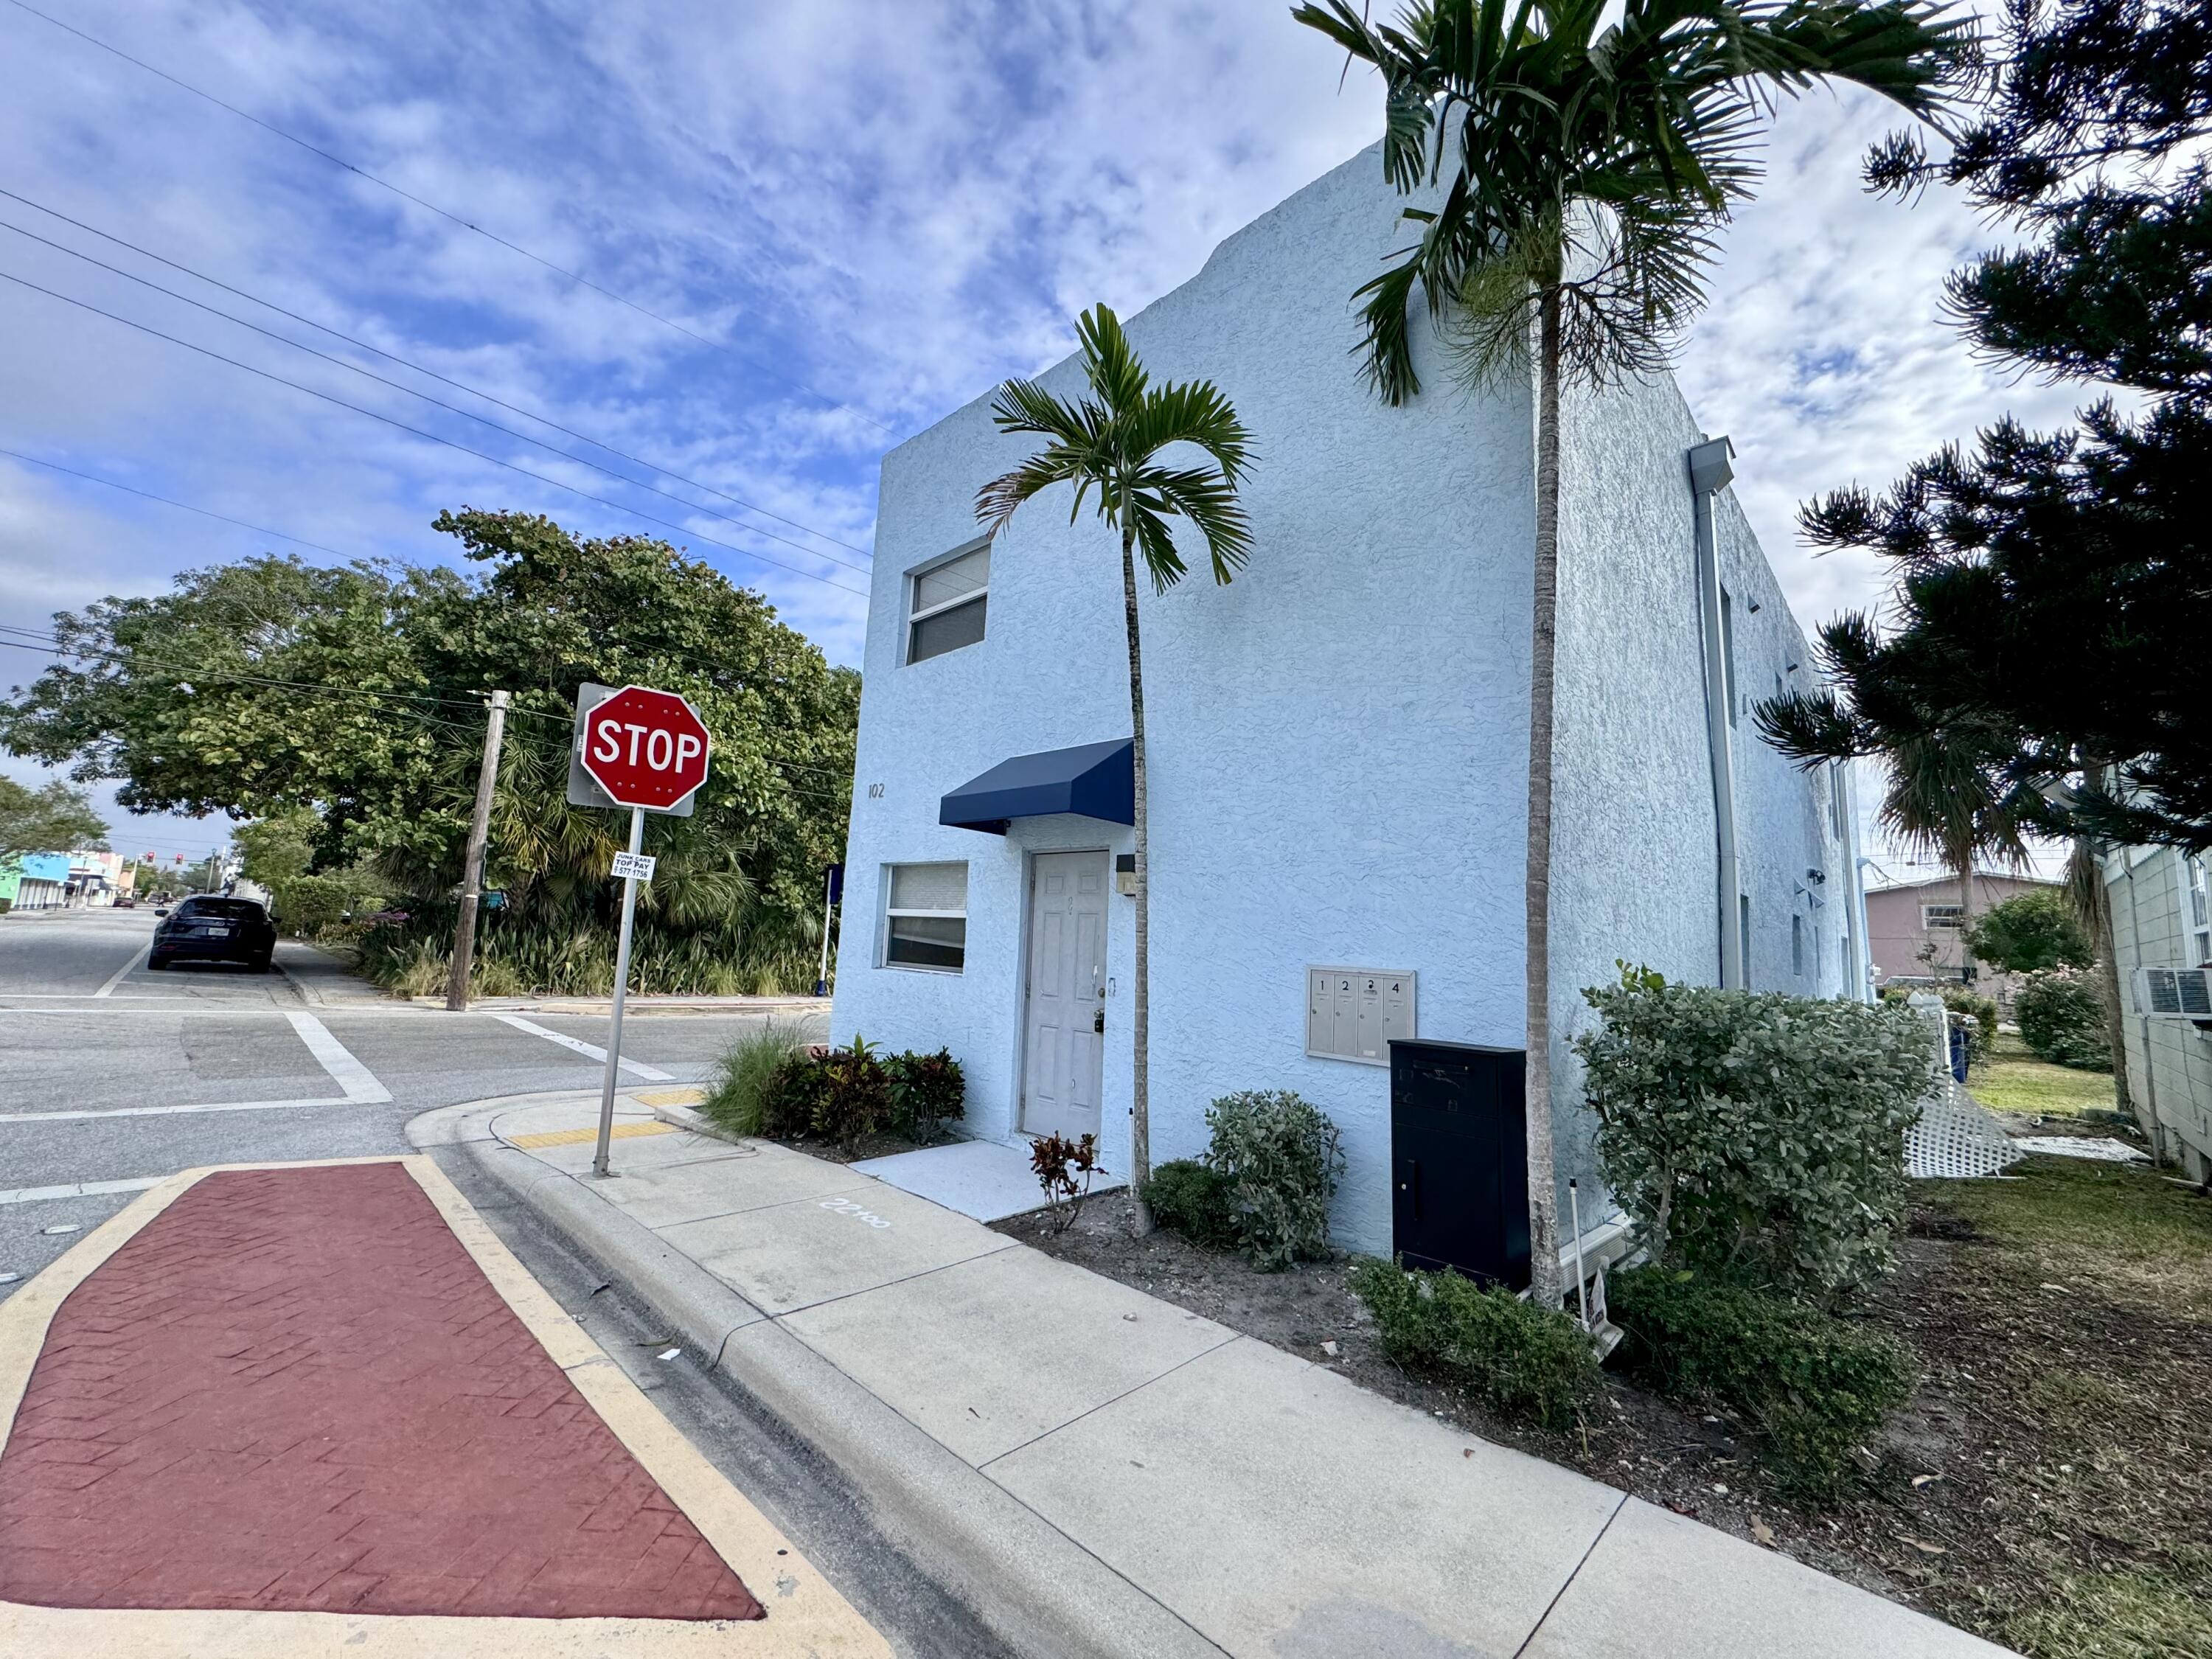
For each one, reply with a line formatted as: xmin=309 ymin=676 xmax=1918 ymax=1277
xmin=1964 ymin=888 xmax=2093 ymax=975
xmin=1296 ymin=0 xmax=1964 ymax=1304
xmin=1758 ymin=0 xmax=2212 ymax=849
xmin=0 ymin=776 xmax=108 ymax=860
xmin=976 ymin=305 xmax=1255 ymax=1235
xmin=1 ymin=515 xmax=858 ymax=992
xmin=232 ymin=809 xmax=317 ymax=889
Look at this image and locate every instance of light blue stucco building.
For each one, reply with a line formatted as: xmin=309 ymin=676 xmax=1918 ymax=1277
xmin=832 ymin=149 xmax=1866 ymax=1260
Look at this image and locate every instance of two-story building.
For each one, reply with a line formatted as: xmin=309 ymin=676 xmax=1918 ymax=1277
xmin=830 ymin=148 xmax=1865 ymax=1259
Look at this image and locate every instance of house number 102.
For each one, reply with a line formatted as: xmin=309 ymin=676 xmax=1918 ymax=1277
xmin=867 ymin=782 xmax=884 ymax=799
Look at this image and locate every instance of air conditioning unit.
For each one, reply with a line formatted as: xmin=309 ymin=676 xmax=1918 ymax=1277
xmin=2131 ymin=967 xmax=2212 ymax=1018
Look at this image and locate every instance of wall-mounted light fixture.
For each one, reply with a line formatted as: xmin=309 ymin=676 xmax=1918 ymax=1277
xmin=1115 ymin=853 xmax=1137 ymax=897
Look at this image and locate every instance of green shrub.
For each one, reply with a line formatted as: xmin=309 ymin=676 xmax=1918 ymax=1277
xmin=1349 ymin=1258 xmax=1596 ymax=1430
xmin=757 ymin=1038 xmax=891 ymax=1149
xmin=884 ymin=1048 xmax=965 ymax=1141
xmin=1144 ymin=1159 xmax=1241 ymax=1251
xmin=1575 ymin=964 xmax=1932 ymax=1298
xmin=757 ymin=1052 xmax=826 ymax=1139
xmin=2014 ymin=968 xmax=2112 ymax=1070
xmin=1607 ymin=1265 xmax=1917 ymax=1500
xmin=1963 ymin=888 xmax=2092 ymax=975
xmin=1206 ymin=1091 xmax=1344 ymax=1270
xmin=1937 ymin=985 xmax=1997 ymax=1065
xmin=706 ymin=1020 xmax=812 ymax=1138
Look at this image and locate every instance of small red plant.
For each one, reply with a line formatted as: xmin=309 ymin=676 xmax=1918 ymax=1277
xmin=1030 ymin=1132 xmax=1100 ymax=1234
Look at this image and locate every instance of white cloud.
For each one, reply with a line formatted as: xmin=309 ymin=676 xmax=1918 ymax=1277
xmin=1 ymin=1 xmax=2105 ymax=882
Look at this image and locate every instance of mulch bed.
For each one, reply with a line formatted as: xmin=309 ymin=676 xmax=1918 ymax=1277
xmin=994 ymin=1160 xmax=2212 ymax=1657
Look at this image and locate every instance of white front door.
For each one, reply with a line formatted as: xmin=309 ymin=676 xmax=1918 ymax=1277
xmin=1021 ymin=851 xmax=1108 ymax=1142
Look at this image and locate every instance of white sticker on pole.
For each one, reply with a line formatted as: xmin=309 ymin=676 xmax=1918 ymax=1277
xmin=611 ymin=852 xmax=657 ymax=882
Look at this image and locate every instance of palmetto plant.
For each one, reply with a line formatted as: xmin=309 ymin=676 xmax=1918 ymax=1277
xmin=1297 ymin=0 xmax=1965 ymax=1304
xmin=1874 ymin=728 xmax=2037 ymax=935
xmin=978 ymin=305 xmax=1255 ymax=1235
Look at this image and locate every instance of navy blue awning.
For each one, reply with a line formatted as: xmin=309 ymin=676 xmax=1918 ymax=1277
xmin=939 ymin=739 xmax=1134 ymax=835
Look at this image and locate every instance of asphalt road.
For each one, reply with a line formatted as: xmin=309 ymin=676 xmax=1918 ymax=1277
xmin=0 ymin=905 xmax=1006 ymax=1654
xmin=0 ymin=905 xmax=822 ymax=1295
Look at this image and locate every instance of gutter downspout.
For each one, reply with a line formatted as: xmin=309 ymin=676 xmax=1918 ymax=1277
xmin=1689 ymin=436 xmax=1744 ymax=990
xmin=1855 ymin=854 xmax=1879 ymax=1004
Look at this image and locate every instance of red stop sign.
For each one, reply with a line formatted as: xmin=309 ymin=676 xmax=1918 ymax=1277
xmin=579 ymin=686 xmax=712 ymax=811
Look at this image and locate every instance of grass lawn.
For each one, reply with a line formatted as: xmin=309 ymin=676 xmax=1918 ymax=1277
xmin=1871 ymin=1158 xmax=2212 ymax=1656
xmin=1970 ymin=1030 xmax=2120 ymax=1121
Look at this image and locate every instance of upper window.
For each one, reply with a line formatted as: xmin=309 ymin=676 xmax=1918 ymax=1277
xmin=1922 ymin=904 xmax=1965 ymax=931
xmin=907 ymin=541 xmax=990 ymax=664
xmin=883 ymin=862 xmax=967 ymax=972
xmin=2187 ymin=855 xmax=2210 ymax=965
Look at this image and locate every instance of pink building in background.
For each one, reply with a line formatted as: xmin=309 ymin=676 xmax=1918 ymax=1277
xmin=1864 ymin=871 xmax=2061 ymax=1008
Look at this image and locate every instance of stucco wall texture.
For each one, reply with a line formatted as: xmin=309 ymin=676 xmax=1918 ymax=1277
xmin=833 ymin=147 xmax=1860 ymax=1255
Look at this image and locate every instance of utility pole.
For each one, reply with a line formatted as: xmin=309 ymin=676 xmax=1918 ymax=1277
xmin=446 ymin=690 xmax=511 ymax=1012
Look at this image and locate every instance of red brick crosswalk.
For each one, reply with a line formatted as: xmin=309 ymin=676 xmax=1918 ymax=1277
xmin=0 ymin=1162 xmax=763 ymax=1621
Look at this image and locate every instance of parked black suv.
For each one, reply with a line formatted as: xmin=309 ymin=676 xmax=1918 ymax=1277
xmin=150 ymin=896 xmax=277 ymax=972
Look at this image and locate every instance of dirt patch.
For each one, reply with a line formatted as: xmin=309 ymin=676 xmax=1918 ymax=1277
xmin=757 ymin=1128 xmax=942 ymax=1165
xmin=995 ymin=1159 xmax=2212 ymax=1657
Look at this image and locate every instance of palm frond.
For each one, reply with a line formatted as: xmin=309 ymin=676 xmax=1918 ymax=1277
xmin=1074 ymin=305 xmax=1149 ymax=417
xmin=1136 ymin=466 xmax=1256 ymax=585
xmin=1298 ymin=0 xmax=1973 ymax=396
xmin=975 ymin=305 xmax=1255 ymax=594
xmin=976 ymin=451 xmax=1088 ymax=541
xmin=1122 ymin=378 xmax=1254 ymax=486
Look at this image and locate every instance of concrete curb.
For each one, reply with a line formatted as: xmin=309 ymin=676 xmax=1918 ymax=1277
xmin=410 ymin=1099 xmax=1225 ymax=1659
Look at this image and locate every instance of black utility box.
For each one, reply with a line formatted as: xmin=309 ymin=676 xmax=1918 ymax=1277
xmin=1388 ymin=1038 xmax=1531 ymax=1290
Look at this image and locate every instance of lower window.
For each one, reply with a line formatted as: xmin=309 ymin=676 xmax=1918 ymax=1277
xmin=883 ymin=862 xmax=967 ymax=972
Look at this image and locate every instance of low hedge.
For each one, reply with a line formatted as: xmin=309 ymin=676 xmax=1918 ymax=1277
xmin=1607 ymin=1265 xmax=1917 ymax=1500
xmin=1144 ymin=1160 xmax=1241 ymax=1251
xmin=1349 ymin=1258 xmax=1597 ymax=1430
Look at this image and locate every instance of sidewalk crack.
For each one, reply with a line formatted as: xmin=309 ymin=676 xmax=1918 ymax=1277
xmin=975 ymin=1332 xmax=1245 ymax=1472
xmin=1510 ymin=1489 xmax=1629 ymax=1659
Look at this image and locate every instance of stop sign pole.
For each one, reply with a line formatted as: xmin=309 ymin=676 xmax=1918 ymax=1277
xmin=571 ymin=685 xmax=712 ymax=1177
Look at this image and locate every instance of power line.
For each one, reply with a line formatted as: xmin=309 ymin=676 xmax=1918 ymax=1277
xmin=0 ymin=188 xmax=874 ymax=561
xmin=0 ymin=451 xmax=883 ymax=695
xmin=0 ymin=445 xmax=349 ymax=557
xmin=0 ymin=215 xmax=871 ymax=576
xmin=2 ymin=0 xmax=897 ymax=437
xmin=0 ymin=267 xmax=872 ymax=599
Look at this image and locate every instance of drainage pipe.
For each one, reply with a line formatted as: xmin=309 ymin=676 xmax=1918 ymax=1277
xmin=1688 ymin=436 xmax=1744 ymax=990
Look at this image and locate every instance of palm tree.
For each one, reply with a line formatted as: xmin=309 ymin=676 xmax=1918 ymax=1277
xmin=977 ymin=305 xmax=1255 ymax=1234
xmin=1876 ymin=729 xmax=2036 ymax=967
xmin=1295 ymin=0 xmax=1965 ymax=1305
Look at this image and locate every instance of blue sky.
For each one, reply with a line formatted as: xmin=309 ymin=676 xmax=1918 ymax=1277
xmin=0 ymin=0 xmax=2079 ymax=880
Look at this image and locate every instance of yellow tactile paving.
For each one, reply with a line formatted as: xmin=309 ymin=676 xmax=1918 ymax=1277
xmin=631 ymin=1087 xmax=709 ymax=1108
xmin=0 ymin=1155 xmax=891 ymax=1658
xmin=507 ymin=1121 xmax=681 ymax=1149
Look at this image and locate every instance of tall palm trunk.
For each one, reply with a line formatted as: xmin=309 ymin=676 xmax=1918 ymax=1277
xmin=1951 ymin=839 xmax=1977 ymax=979
xmin=1121 ymin=522 xmax=1155 ymax=1236
xmin=1523 ymin=284 xmax=1565 ymax=1309
xmin=2066 ymin=835 xmax=2134 ymax=1121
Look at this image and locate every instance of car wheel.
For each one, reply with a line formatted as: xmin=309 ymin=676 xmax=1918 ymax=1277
xmin=146 ymin=956 xmax=169 ymax=971
xmin=253 ymin=953 xmax=274 ymax=974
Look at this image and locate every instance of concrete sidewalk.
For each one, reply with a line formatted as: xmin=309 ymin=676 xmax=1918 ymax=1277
xmin=416 ymin=1092 xmax=2015 ymax=1659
